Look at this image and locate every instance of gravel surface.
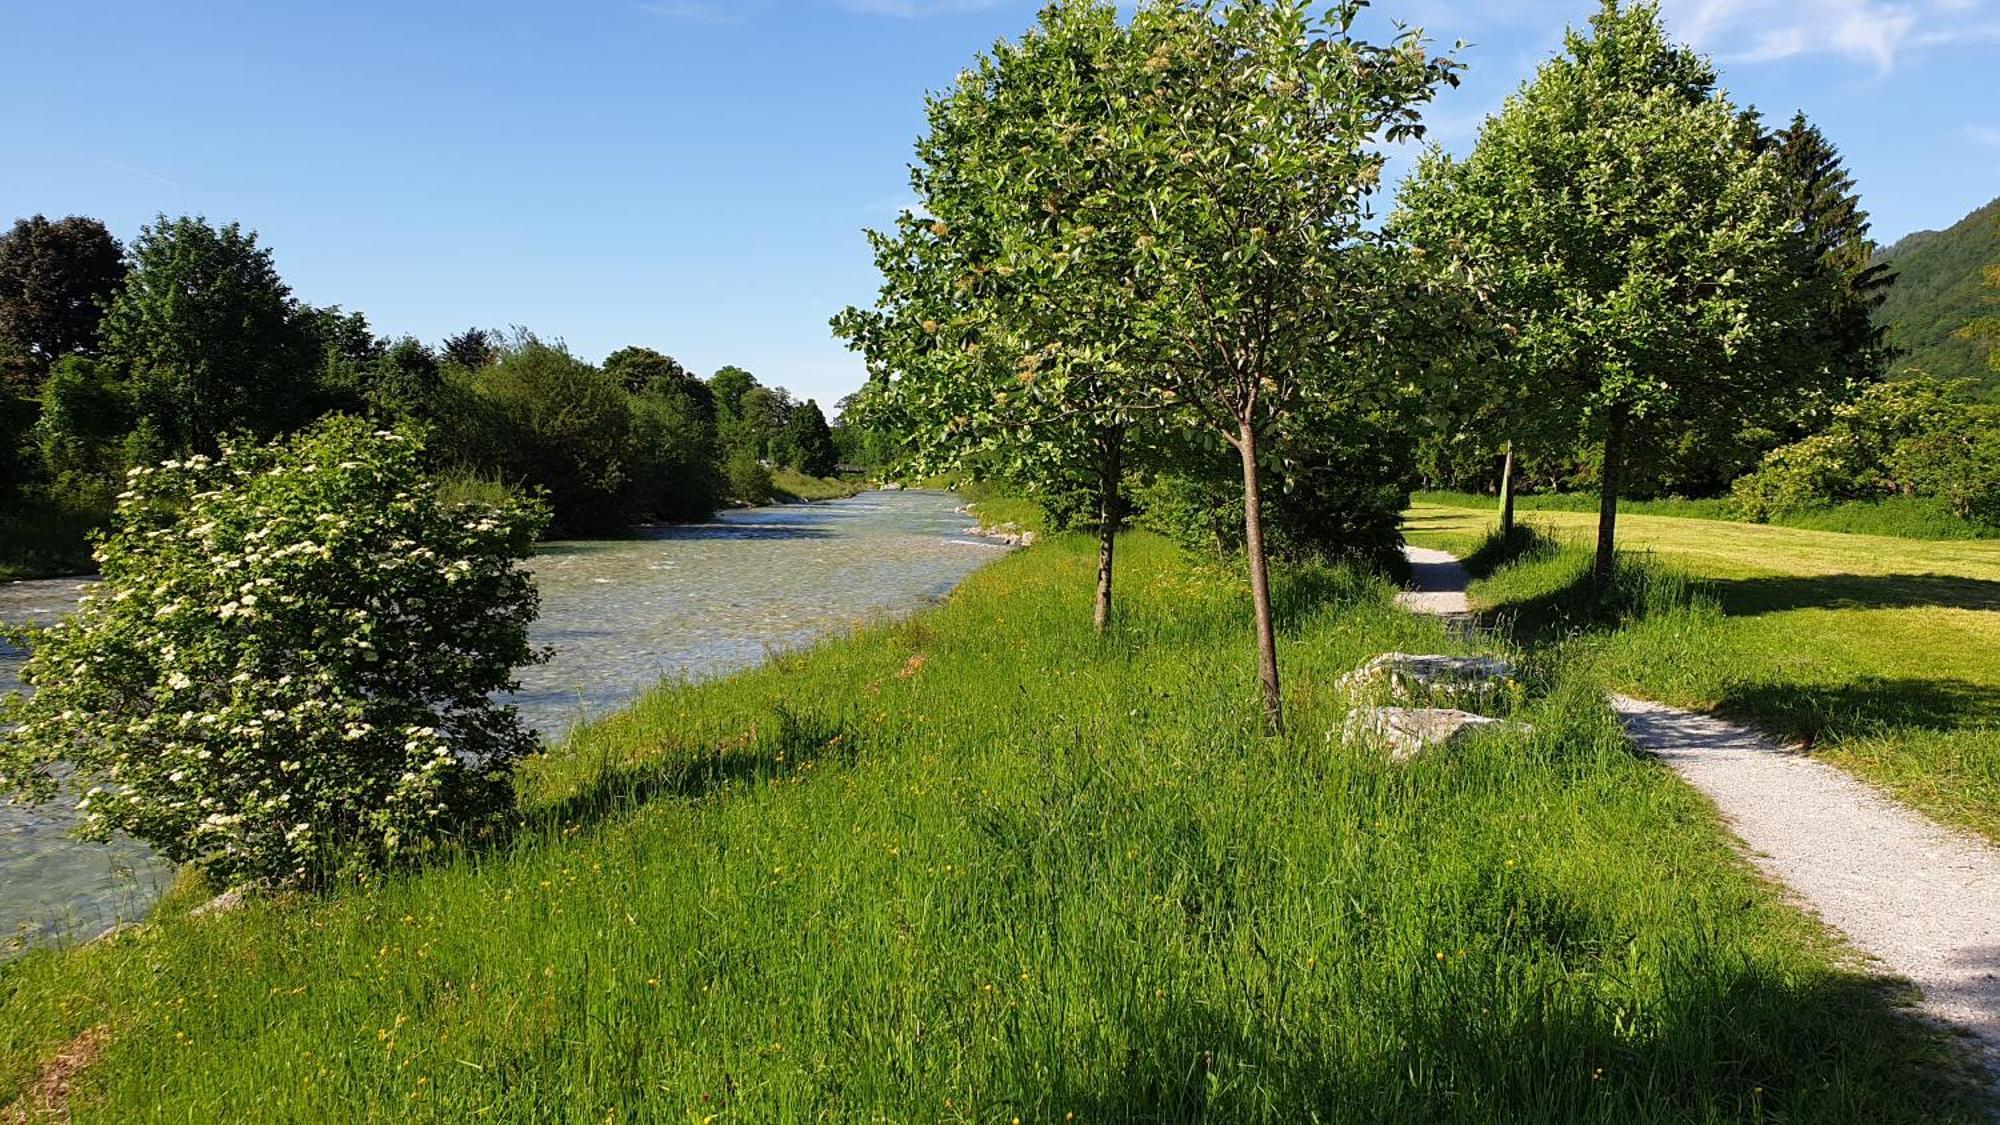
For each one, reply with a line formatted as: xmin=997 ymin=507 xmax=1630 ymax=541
xmin=1400 ymin=545 xmax=2000 ymax=1083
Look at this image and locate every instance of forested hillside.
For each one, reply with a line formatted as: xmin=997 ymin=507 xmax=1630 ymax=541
xmin=1873 ymin=195 xmax=2000 ymax=399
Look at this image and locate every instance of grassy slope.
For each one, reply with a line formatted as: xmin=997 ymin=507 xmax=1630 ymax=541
xmin=766 ymin=468 xmax=861 ymax=503
xmin=1405 ymin=502 xmax=2000 ymax=842
xmin=1 ymin=534 xmax=1985 ymax=1120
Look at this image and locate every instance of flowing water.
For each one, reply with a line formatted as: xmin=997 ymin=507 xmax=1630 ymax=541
xmin=0 ymin=490 xmax=999 ymax=948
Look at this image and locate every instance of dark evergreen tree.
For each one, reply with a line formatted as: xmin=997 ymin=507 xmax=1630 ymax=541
xmin=1769 ymin=112 xmax=1896 ymax=385
xmin=440 ymin=327 xmax=497 ymax=370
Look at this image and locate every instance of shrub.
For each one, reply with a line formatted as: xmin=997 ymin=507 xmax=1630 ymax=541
xmin=0 ymin=417 xmax=549 ymax=888
xmin=725 ymin=445 xmax=774 ymax=505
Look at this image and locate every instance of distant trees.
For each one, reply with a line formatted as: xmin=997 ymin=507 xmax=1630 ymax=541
xmin=1732 ymin=376 xmax=2000 ymax=529
xmin=786 ymin=399 xmax=838 ymax=477
xmin=0 ymin=215 xmax=125 ymax=390
xmin=1398 ymin=1 xmax=1822 ymax=588
xmin=101 ymin=216 xmax=321 ymax=455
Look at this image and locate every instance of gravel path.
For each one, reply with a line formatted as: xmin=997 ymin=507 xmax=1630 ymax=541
xmin=1401 ymin=545 xmax=2000 ymax=1078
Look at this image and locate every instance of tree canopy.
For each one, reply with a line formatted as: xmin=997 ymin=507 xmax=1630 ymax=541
xmin=0 ymin=214 xmax=126 ymax=391
xmin=1397 ymin=0 xmax=1822 ymax=585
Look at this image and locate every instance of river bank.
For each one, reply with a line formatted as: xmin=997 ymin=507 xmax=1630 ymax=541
xmin=1 ymin=529 xmax=1984 ymax=1120
xmin=1 ymin=490 xmax=996 ymax=948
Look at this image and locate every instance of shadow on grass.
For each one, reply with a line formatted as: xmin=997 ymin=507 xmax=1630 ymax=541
xmin=524 ymin=705 xmax=857 ymax=831
xmin=1046 ymin=962 xmax=1983 ymax=1122
xmin=1713 ymin=573 xmax=2000 ymax=616
xmin=1716 ymin=676 xmax=2000 ymax=745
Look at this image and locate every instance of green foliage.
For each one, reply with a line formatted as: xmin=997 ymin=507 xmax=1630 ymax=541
xmin=784 ymin=398 xmax=838 ymax=477
xmin=100 ymin=216 xmax=320 ymax=455
xmin=724 ymin=444 xmax=773 ymax=505
xmin=1730 ymin=376 xmax=1998 ymax=528
xmin=439 ymin=328 xmax=497 ymax=371
xmin=0 ymin=215 xmax=125 ymax=390
xmin=1874 ymin=197 xmax=1999 ymax=398
xmin=0 ymin=418 xmax=548 ymax=888
xmin=1398 ymin=2 xmax=1828 ymax=574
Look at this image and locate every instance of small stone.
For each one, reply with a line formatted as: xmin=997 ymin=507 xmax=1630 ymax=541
xmin=191 ymin=888 xmax=248 ymax=917
xmin=1342 ymin=706 xmax=1533 ymax=761
xmin=88 ymin=921 xmax=143 ymax=945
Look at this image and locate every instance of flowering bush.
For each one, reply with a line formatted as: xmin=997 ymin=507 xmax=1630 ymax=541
xmin=0 ymin=417 xmax=549 ymax=888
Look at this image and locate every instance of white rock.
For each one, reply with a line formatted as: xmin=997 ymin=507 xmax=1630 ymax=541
xmin=1338 ymin=653 xmax=1515 ymax=703
xmin=1342 ymin=706 xmax=1533 ymax=761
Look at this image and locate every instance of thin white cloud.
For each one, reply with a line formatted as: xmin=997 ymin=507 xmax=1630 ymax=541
xmin=1971 ymin=124 xmax=2000 ymax=145
xmin=635 ymin=0 xmax=746 ymax=24
xmin=835 ymin=0 xmax=1008 ymax=16
xmin=103 ymin=158 xmax=181 ymax=188
xmin=1662 ymin=0 xmax=1998 ymax=72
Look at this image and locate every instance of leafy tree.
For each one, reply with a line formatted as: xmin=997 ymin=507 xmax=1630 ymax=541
xmin=464 ymin=340 xmax=636 ymax=535
xmin=440 ymin=327 xmax=497 ymax=371
xmin=1396 ymin=2 xmax=1819 ymax=588
xmin=35 ymin=357 xmax=133 ymax=497
xmin=1958 ymin=232 xmax=2000 ymax=374
xmin=737 ymin=384 xmax=791 ymax=462
xmin=0 ymin=215 xmax=126 ymax=389
xmin=0 ymin=419 xmax=548 ymax=888
xmin=785 ymin=398 xmax=838 ymax=476
xmin=834 ymin=0 xmax=1154 ymax=634
xmin=724 ymin=444 xmax=773 ymax=504
xmin=707 ymin=365 xmax=759 ymax=425
xmin=100 ymin=216 xmax=320 ymax=455
xmin=603 ymin=346 xmax=685 ymax=395
xmin=1102 ymin=0 xmax=1457 ymax=724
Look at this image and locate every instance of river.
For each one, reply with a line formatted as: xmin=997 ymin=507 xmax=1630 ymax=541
xmin=0 ymin=490 xmax=999 ymax=948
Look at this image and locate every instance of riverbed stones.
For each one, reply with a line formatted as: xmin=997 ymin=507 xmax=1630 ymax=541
xmin=1342 ymin=706 xmax=1533 ymax=761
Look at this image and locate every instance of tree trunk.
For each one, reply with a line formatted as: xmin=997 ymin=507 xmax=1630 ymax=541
xmin=1236 ymin=420 xmax=1283 ymax=732
xmin=1093 ymin=427 xmax=1124 ymax=635
xmin=1594 ymin=409 xmax=1626 ymax=591
xmin=1498 ymin=441 xmax=1517 ymax=539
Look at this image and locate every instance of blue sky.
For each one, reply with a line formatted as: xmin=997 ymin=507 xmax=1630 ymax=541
xmin=4 ymin=1 xmax=1997 ymax=409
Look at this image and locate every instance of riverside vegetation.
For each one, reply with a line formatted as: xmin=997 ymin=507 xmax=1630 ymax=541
xmin=0 ymin=217 xmax=868 ymax=579
xmin=1 ymin=529 xmax=1989 ymax=1120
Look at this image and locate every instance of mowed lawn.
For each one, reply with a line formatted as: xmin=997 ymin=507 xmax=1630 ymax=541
xmin=1 ymin=532 xmax=1988 ymax=1120
xmin=1405 ymin=502 xmax=2000 ymax=842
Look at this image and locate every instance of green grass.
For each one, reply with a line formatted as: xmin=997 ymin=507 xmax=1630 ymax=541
xmin=1406 ymin=502 xmax=2000 ymax=843
xmin=767 ymin=468 xmax=861 ymax=503
xmin=1414 ymin=490 xmax=1999 ymax=541
xmin=2 ymin=531 xmax=1987 ymax=1120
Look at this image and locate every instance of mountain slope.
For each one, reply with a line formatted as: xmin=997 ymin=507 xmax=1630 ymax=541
xmin=1873 ymin=195 xmax=2000 ymax=400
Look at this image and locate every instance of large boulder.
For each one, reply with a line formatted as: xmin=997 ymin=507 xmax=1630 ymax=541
xmin=1343 ymin=706 xmax=1533 ymax=761
xmin=1338 ymin=653 xmax=1515 ymax=706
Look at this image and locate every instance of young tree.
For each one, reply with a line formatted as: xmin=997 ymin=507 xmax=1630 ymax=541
xmin=100 ymin=216 xmax=320 ymax=454
xmin=0 ymin=215 xmax=126 ymax=389
xmin=1395 ymin=2 xmax=1818 ymax=588
xmin=1108 ymin=0 xmax=1459 ymax=724
xmin=834 ymin=0 xmax=1154 ymax=635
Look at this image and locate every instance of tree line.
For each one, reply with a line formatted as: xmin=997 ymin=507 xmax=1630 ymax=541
xmin=0 ymin=214 xmax=852 ymax=567
xmin=836 ymin=0 xmax=1995 ymax=729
